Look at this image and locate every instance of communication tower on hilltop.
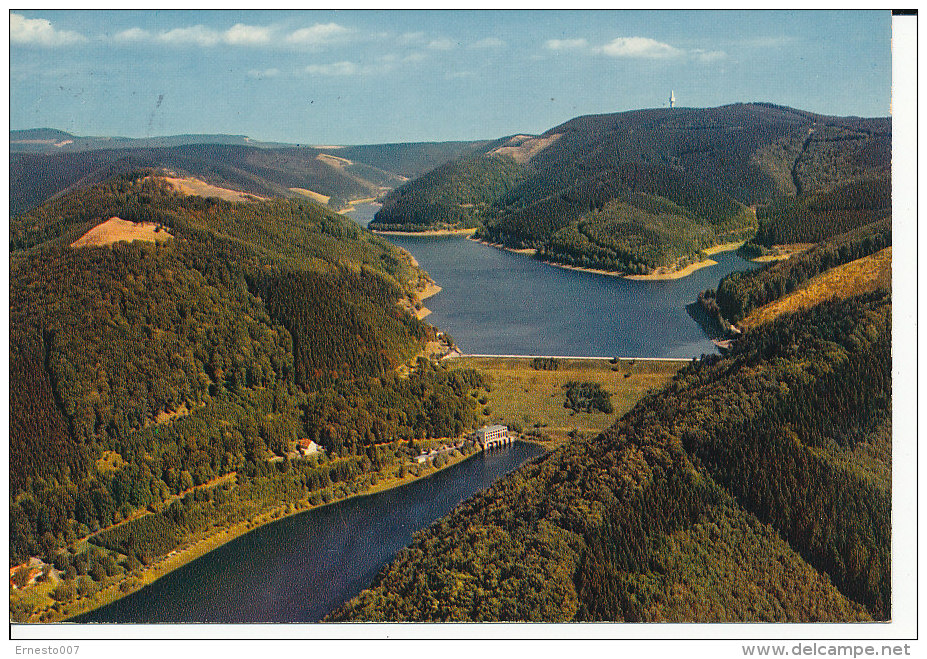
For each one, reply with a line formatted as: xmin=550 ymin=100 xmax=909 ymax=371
xmin=670 ymin=90 xmax=676 ymax=108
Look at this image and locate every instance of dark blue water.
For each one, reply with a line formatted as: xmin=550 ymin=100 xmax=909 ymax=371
xmin=350 ymin=203 xmax=760 ymax=358
xmin=75 ymin=442 xmax=544 ymax=624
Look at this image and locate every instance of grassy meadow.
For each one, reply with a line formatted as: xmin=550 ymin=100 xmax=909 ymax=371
xmin=449 ymin=356 xmax=684 ymax=442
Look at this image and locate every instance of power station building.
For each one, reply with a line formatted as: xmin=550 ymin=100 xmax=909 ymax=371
xmin=476 ymin=424 xmax=510 ymax=449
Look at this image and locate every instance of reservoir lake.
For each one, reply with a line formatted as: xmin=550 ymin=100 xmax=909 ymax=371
xmin=76 ymin=442 xmax=545 ymax=623
xmin=348 ymin=203 xmax=761 ymax=358
xmin=77 ymin=203 xmax=757 ymax=624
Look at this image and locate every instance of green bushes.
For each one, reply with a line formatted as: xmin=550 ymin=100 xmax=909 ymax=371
xmin=563 ymin=382 xmax=614 ymax=414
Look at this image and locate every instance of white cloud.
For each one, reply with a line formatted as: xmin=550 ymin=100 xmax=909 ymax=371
xmin=10 ymin=12 xmax=87 ymax=46
xmin=286 ymin=23 xmax=351 ymax=46
xmin=112 ymin=21 xmax=351 ymax=49
xmin=548 ymin=34 xmax=726 ymax=65
xmin=225 ymin=24 xmax=272 ymax=46
xmin=470 ymin=37 xmax=506 ymax=49
xmin=305 ymin=61 xmax=360 ymax=76
xmin=545 ymin=38 xmax=588 ymax=51
xmin=428 ymin=37 xmax=457 ymax=50
xmin=598 ymin=37 xmax=681 ymax=59
xmin=158 ymin=25 xmax=222 ymax=47
xmin=114 ymin=27 xmax=151 ymax=42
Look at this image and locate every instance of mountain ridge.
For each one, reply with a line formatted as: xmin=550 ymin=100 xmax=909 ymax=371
xmin=371 ymin=103 xmax=890 ymax=277
xmin=10 ymin=134 xmax=489 ymax=216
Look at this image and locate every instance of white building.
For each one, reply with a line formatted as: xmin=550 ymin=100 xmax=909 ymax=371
xmin=298 ymin=439 xmax=323 ymax=457
xmin=476 ymin=425 xmax=508 ymax=443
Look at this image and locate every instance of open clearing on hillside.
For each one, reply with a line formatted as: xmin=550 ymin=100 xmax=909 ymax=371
xmin=316 ymin=153 xmax=353 ymax=169
xmin=289 ymin=187 xmax=331 ymax=204
xmin=71 ymin=217 xmax=172 ymax=248
xmin=740 ymin=247 xmax=892 ymax=330
xmin=490 ymin=133 xmax=562 ymax=163
xmin=751 ymin=243 xmax=815 ymax=263
xmin=159 ymin=176 xmax=266 ymax=202
xmin=449 ymin=356 xmax=683 ymax=440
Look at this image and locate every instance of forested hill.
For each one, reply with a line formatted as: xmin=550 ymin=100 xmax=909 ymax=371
xmin=331 ymin=290 xmax=890 ymax=622
xmin=370 ymin=103 xmax=890 ymax=276
xmin=10 ymin=138 xmax=485 ymax=216
xmin=10 ymin=173 xmax=490 ymax=620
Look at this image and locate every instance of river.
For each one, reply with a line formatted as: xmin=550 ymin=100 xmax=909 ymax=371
xmin=348 ymin=203 xmax=760 ymax=358
xmin=75 ymin=442 xmax=545 ymax=623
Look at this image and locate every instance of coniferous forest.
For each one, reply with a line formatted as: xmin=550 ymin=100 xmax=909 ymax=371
xmin=370 ymin=104 xmax=889 ymax=276
xmin=9 ymin=172 xmax=490 ymax=622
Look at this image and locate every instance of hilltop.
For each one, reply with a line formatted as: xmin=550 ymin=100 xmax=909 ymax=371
xmin=371 ymin=103 xmax=890 ymax=276
xmin=9 ymin=172 xmax=492 ymax=622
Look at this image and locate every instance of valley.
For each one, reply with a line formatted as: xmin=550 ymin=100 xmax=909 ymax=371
xmin=9 ymin=101 xmax=892 ymax=625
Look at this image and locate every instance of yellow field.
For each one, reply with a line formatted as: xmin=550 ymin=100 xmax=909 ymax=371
xmin=450 ymin=356 xmax=684 ymax=440
xmin=159 ymin=175 xmax=266 ymax=202
xmin=71 ymin=217 xmax=172 ymax=248
xmin=702 ymin=240 xmax=747 ymax=256
xmin=624 ymin=258 xmax=718 ymax=281
xmin=289 ymin=187 xmax=331 ymax=204
xmin=740 ymin=247 xmax=892 ymax=330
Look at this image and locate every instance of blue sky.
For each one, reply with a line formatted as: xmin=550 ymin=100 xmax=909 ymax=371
xmin=10 ymin=10 xmax=892 ymax=145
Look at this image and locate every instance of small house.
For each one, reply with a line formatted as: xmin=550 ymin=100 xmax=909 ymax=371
xmin=298 ymin=439 xmax=323 ymax=457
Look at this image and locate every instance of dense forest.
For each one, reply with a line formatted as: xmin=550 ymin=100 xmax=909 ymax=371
xmin=331 ymin=291 xmax=890 ymax=622
xmin=9 ymin=172 xmax=490 ymax=621
xmin=751 ymin=177 xmax=891 ymax=247
xmin=696 ymin=217 xmax=891 ymax=331
xmin=372 ymin=153 xmax=529 ymax=231
xmin=370 ymin=103 xmax=889 ymax=275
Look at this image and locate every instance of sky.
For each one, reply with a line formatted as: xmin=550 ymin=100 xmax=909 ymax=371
xmin=10 ymin=9 xmax=893 ymax=145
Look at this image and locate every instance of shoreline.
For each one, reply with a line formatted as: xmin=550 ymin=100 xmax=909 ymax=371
xmin=372 ymin=227 xmax=477 ymax=237
xmin=413 ymin=281 xmax=442 ymax=319
xmin=336 ymin=198 xmax=379 ymax=214
xmin=472 ymin=237 xmax=743 ymax=281
xmin=623 ymin=258 xmax=719 ymax=281
xmin=60 ymin=440 xmax=539 ymax=624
